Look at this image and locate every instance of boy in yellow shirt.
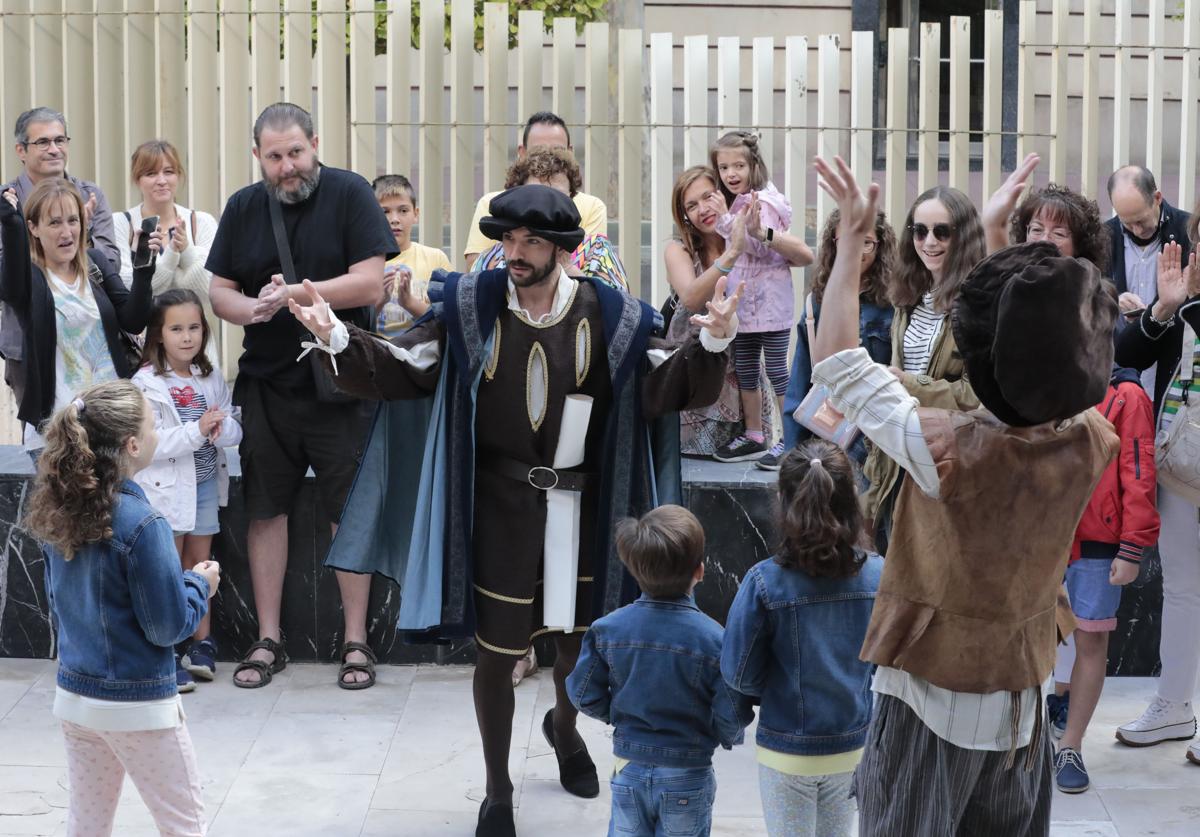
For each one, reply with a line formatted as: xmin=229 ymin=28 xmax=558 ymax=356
xmin=372 ymin=174 xmax=451 ymax=337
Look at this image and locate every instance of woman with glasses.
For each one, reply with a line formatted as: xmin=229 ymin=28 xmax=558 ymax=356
xmin=112 ymin=140 xmax=220 ymax=364
xmin=982 ymin=153 xmax=1109 ymax=268
xmin=862 ymin=185 xmax=985 ymax=552
xmin=780 ymin=209 xmax=896 ymax=477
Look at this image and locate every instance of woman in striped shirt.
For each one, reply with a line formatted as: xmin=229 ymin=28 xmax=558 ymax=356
xmin=861 ymin=185 xmax=985 ymax=552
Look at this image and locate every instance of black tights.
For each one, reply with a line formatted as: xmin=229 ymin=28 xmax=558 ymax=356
xmin=473 ymin=634 xmax=584 ymax=805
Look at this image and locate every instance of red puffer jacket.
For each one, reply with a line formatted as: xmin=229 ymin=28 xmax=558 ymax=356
xmin=1071 ymin=369 xmax=1161 ymax=563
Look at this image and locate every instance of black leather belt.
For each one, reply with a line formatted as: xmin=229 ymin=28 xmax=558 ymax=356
xmin=480 ymin=454 xmax=596 ymax=493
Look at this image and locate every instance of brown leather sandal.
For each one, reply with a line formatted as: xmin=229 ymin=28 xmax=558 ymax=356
xmin=232 ymin=637 xmax=286 ymax=689
xmin=338 ymin=641 xmax=377 ymax=690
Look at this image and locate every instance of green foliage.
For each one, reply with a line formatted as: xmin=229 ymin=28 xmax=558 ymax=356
xmin=372 ymin=0 xmax=608 ymax=54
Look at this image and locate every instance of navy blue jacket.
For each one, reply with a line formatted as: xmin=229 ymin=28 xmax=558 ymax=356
xmin=721 ymin=553 xmax=882 ymax=757
xmin=44 ymin=481 xmax=210 ymax=701
xmin=568 ymin=594 xmax=752 ymax=768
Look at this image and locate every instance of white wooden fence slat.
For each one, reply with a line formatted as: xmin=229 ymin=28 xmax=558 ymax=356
xmin=449 ymin=0 xmax=474 ymax=259
xmin=618 ymin=28 xmax=643 ymax=299
xmin=753 ymin=37 xmax=774 ymax=171
xmin=350 ymin=0 xmax=377 ymax=178
xmin=1080 ymin=2 xmax=1100 ymax=199
xmin=1146 ymin=0 xmax=1165 ymax=181
xmin=1180 ymin=0 xmax=1200 ymax=212
xmin=850 ymin=30 xmax=872 ymax=185
xmin=386 ymin=0 xmax=412 ymax=179
xmin=816 ymin=34 xmax=840 ymax=226
xmin=982 ymin=10 xmax=1002 ymax=201
xmin=1112 ymin=0 xmax=1132 ymax=175
xmin=885 ymin=27 xmax=909 ymax=228
xmin=650 ymin=31 xmax=672 ymax=308
xmin=917 ymin=22 xmax=940 ymax=192
xmin=63 ymin=0 xmax=95 ymax=183
xmin=583 ymin=21 xmax=610 ymax=205
xmin=185 ymin=0 xmax=218 ymax=213
xmin=283 ymin=0 xmax=313 ymax=108
xmin=717 ymin=36 xmax=739 ymax=134
xmin=419 ymin=0 xmax=445 ymax=250
xmin=683 ymin=35 xmax=708 ymax=169
xmin=1048 ymin=0 xmax=1067 ymax=186
xmin=949 ymin=16 xmax=970 ymax=194
xmin=553 ymin=17 xmax=576 ymax=130
xmin=518 ymin=10 xmax=544 ymax=122
xmin=316 ymin=0 xmax=347 ymax=168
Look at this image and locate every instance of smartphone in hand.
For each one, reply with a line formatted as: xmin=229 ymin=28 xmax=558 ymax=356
xmin=132 ymin=215 xmax=159 ymax=269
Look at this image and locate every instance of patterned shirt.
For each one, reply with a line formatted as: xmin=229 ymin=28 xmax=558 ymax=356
xmin=164 ymin=371 xmax=217 ymax=483
xmin=902 ymin=292 xmax=945 ymax=375
xmin=1124 ymin=233 xmax=1161 ymax=394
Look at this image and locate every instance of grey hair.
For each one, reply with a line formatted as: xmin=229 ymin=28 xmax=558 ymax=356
xmin=253 ymin=102 xmax=314 ymax=147
xmin=15 ymin=107 xmax=67 ymax=145
xmin=1107 ymin=165 xmax=1157 ymax=204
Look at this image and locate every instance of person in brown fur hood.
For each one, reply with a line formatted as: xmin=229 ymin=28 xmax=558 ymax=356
xmin=808 ymin=156 xmax=1119 ymax=836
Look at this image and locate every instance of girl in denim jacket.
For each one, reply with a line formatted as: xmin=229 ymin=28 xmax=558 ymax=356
xmin=722 ymin=441 xmax=882 ymax=836
xmin=27 ymin=379 xmax=220 ymax=837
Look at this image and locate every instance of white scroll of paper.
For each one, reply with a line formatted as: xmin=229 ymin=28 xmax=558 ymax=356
xmin=542 ymin=394 xmax=594 ymax=631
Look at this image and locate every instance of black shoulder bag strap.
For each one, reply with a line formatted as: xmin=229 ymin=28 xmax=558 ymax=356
xmin=266 ymin=196 xmax=298 ymax=286
xmin=266 ymin=194 xmax=354 ymax=403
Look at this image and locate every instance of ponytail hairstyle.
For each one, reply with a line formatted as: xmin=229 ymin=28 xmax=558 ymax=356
xmin=709 ymin=131 xmax=770 ymax=204
xmin=776 ymin=440 xmax=866 ymax=578
xmin=25 ymin=380 xmax=147 ymax=560
xmin=139 ymin=288 xmax=214 ymax=377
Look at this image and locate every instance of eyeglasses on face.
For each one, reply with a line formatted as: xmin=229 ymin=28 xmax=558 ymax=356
xmin=832 ymin=237 xmax=878 ymax=254
xmin=24 ymin=135 xmax=70 ymax=150
xmin=1027 ymin=223 xmax=1073 ymax=244
xmin=909 ymin=222 xmax=955 ymax=242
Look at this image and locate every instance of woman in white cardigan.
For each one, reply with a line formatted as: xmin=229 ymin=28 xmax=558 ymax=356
xmin=113 ymin=139 xmax=219 ymax=364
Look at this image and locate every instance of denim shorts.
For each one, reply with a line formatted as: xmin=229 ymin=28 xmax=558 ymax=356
xmin=177 ymin=476 xmax=220 ymax=537
xmin=609 ymin=763 xmax=715 ymax=837
xmin=1065 ymin=557 xmax=1122 ymax=632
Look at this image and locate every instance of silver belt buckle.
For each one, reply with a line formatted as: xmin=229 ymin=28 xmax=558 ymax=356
xmin=527 ymin=466 xmax=559 ymax=491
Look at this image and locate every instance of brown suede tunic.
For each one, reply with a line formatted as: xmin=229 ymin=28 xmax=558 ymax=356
xmin=860 ymin=407 xmax=1119 ymax=694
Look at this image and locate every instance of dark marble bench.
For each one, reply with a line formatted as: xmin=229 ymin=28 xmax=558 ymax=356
xmin=0 ymin=448 xmax=1163 ymax=675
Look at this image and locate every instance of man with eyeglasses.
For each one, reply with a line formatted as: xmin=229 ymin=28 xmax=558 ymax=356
xmin=0 ymin=106 xmax=118 ymax=401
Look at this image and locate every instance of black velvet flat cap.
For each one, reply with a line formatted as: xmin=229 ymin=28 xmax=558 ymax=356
xmin=478 ymin=184 xmax=585 ymax=252
xmin=951 ymin=241 xmax=1117 ymax=427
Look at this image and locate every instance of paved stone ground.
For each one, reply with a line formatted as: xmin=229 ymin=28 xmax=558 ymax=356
xmin=1 ymin=660 xmax=1199 ymax=836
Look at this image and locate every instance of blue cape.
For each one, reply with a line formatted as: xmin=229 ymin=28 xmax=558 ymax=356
xmin=325 ymin=269 xmax=680 ymax=642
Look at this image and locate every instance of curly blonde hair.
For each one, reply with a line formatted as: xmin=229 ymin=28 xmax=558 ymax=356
xmin=25 ymin=380 xmax=146 ymax=559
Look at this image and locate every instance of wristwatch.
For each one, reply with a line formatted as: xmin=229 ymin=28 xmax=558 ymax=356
xmin=762 ymin=227 xmax=774 ymax=245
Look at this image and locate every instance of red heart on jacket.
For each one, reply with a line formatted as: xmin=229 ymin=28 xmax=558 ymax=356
xmin=170 ymin=385 xmax=197 ymax=408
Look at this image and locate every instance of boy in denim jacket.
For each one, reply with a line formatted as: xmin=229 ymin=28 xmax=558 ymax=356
xmin=568 ymin=505 xmax=751 ymax=837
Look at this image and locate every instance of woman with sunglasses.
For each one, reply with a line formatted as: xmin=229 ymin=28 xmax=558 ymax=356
xmin=861 ymin=186 xmax=985 ymax=552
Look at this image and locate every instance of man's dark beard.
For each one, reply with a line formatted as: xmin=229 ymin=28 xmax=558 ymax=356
xmin=264 ymin=161 xmax=321 ymax=205
xmin=507 ymin=253 xmax=559 ymax=288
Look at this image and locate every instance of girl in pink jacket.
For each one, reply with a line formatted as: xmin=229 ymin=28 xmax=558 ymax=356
xmin=711 ymin=132 xmax=813 ymax=467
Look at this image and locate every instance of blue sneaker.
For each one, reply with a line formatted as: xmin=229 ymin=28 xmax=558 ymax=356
xmin=182 ymin=638 xmax=217 ymax=681
xmin=1054 ymin=746 xmax=1089 ymax=793
xmin=1047 ymin=691 xmax=1069 ymax=740
xmin=175 ymin=654 xmax=196 ymax=694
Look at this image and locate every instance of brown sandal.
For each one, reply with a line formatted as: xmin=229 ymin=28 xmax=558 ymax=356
xmin=232 ymin=637 xmax=286 ymax=689
xmin=338 ymin=641 xmax=377 ymax=690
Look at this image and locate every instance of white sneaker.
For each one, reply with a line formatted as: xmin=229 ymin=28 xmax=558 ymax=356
xmin=1115 ymin=697 xmax=1197 ymax=746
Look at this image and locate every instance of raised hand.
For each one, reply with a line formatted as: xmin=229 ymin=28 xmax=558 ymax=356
xmin=252 ymin=274 xmax=292 ymax=323
xmin=745 ymin=192 xmax=764 ymax=241
xmin=982 ymin=152 xmax=1040 ymax=233
xmin=83 ymin=192 xmax=97 ymax=228
xmin=287 ymin=278 xmax=336 ymax=343
xmin=814 ymin=156 xmax=880 ymax=239
xmin=1156 ymin=241 xmax=1190 ymax=317
xmin=690 ymin=275 xmax=740 ymax=340
xmin=1 ymin=188 xmax=16 ymax=210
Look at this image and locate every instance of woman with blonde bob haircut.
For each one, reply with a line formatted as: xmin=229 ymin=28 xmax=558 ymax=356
xmin=0 ymin=178 xmax=159 ymax=449
xmin=112 ymin=139 xmax=220 ymax=362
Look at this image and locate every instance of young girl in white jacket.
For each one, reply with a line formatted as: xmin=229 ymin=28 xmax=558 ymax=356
xmin=133 ymin=289 xmax=241 ymax=691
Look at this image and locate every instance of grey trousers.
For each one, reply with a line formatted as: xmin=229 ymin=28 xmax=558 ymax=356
xmin=853 ymin=694 xmax=1053 ymax=837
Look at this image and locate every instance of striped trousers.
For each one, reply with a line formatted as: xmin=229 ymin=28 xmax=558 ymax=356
xmin=853 ymin=695 xmax=1053 ymax=836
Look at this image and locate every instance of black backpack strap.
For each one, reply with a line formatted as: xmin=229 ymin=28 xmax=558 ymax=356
xmin=267 ymin=196 xmax=298 ymax=285
xmin=123 ymin=210 xmax=133 ymax=247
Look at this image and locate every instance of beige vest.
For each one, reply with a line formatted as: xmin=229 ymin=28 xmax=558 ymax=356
xmin=860 ymin=407 xmax=1119 ymax=694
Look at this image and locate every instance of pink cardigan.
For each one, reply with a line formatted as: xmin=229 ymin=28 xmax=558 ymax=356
xmin=715 ymin=182 xmax=795 ymax=333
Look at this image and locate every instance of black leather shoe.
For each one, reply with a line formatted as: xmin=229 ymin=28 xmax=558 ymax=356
xmin=541 ymin=708 xmax=600 ymax=798
xmin=476 ymin=798 xmax=516 ymax=837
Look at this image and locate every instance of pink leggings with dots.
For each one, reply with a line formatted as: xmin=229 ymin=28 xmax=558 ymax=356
xmin=61 ymin=721 xmax=206 ymax=837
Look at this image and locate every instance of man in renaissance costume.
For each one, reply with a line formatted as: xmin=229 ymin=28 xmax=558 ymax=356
xmin=288 ymin=184 xmax=740 ymax=837
xmin=809 ymin=157 xmax=1119 ymax=834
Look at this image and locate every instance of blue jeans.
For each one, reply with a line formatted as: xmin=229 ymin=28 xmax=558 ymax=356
xmin=608 ymin=763 xmax=716 ymax=836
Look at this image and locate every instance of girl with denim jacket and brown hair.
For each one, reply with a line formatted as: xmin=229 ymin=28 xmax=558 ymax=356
xmin=722 ymin=441 xmax=882 ymax=836
xmin=28 ymin=379 xmax=220 ymax=837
